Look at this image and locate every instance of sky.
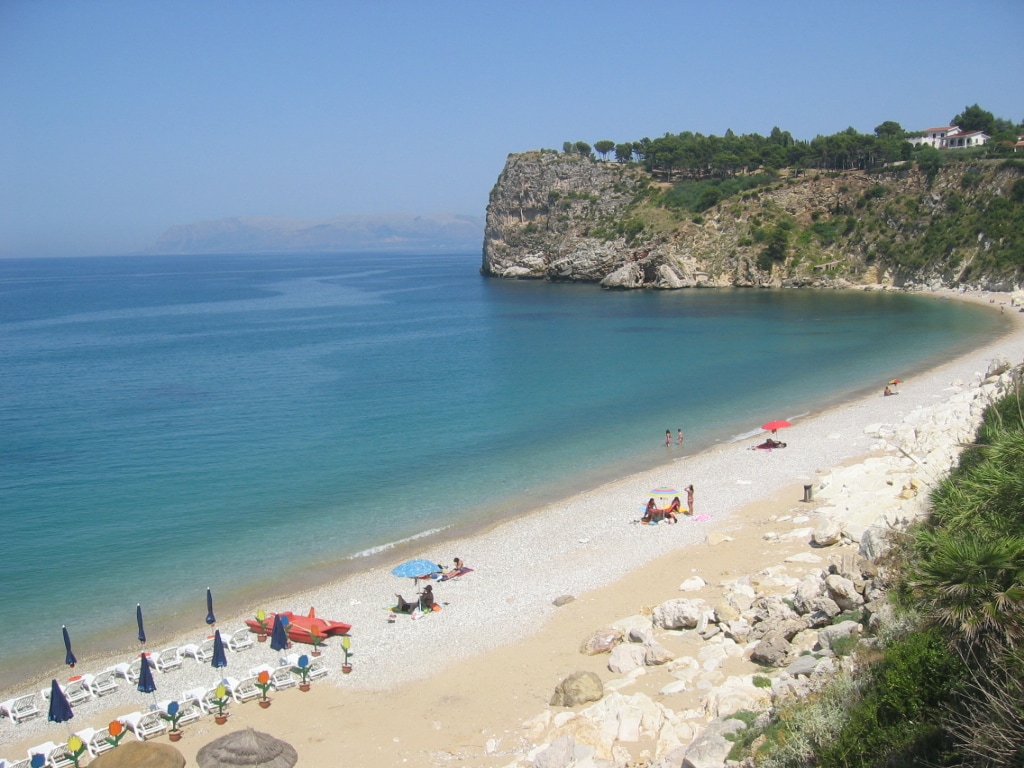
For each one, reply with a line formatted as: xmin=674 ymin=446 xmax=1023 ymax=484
xmin=1 ymin=1 xmax=1021 ymax=258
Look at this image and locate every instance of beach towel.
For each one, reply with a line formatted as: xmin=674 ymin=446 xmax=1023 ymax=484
xmin=692 ymin=514 xmax=711 ymax=522
xmin=439 ymin=567 xmax=474 ymax=581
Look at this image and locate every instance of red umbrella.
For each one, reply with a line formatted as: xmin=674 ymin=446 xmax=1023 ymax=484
xmin=762 ymin=420 xmax=792 ymax=433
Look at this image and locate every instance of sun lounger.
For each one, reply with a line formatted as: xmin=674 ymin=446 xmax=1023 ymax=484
xmin=181 ymin=637 xmax=216 ymax=662
xmin=226 ymin=627 xmax=255 ymax=652
xmin=41 ymin=679 xmax=92 ymax=707
xmin=119 ymin=710 xmax=167 ymax=741
xmin=182 ymin=685 xmax=226 ymax=714
xmin=284 ymin=652 xmax=329 ymax=680
xmin=152 ymin=699 xmax=202 ymax=727
xmin=111 ymin=655 xmax=153 ymax=683
xmin=4 ymin=759 xmax=30 ymax=768
xmin=221 ymin=675 xmax=261 ymax=703
xmin=26 ymin=742 xmax=73 ymax=768
xmin=74 ymin=727 xmax=115 ymax=759
xmin=270 ymin=665 xmax=297 ymax=690
xmin=152 ymin=646 xmax=184 ymax=673
xmin=0 ymin=694 xmax=41 ymax=723
xmin=82 ymin=669 xmax=119 ymax=697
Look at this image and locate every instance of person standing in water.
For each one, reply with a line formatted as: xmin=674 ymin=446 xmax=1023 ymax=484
xmin=665 ymin=429 xmax=672 ymax=446
xmin=677 ymin=428 xmax=684 ymax=446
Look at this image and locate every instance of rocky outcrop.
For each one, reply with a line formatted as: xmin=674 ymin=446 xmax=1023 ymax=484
xmin=481 ymin=151 xmax=1023 ymax=291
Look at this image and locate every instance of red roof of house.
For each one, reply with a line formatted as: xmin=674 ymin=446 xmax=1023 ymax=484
xmin=922 ymin=125 xmax=956 ymax=134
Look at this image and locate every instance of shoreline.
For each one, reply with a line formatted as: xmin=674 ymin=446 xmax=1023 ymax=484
xmin=3 ymin=287 xmax=1022 ymax=763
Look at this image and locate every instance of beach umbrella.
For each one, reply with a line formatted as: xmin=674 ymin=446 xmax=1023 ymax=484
xmin=889 ymin=378 xmax=902 ymax=385
xmin=137 ymin=652 xmax=156 ymax=694
xmin=269 ymin=614 xmax=289 ymax=652
xmin=211 ymin=629 xmax=228 ymax=668
xmin=197 ymin=727 xmax=297 ymax=768
xmin=136 ymin=603 xmax=146 ymax=644
xmin=90 ymin=740 xmax=185 ymax=768
xmin=649 ymin=486 xmax=677 ymax=500
xmin=47 ymin=678 xmax=74 ymax=724
xmin=206 ymin=587 xmax=216 ymax=625
xmin=392 ymin=558 xmax=442 ymax=595
xmin=62 ymin=625 xmax=77 ymax=668
xmin=391 ymin=558 xmax=442 ymax=579
xmin=761 ymin=420 xmax=792 ymax=433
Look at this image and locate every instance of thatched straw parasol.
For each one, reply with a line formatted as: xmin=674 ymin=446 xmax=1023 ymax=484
xmin=90 ymin=740 xmax=185 ymax=768
xmin=197 ymin=727 xmax=298 ymax=768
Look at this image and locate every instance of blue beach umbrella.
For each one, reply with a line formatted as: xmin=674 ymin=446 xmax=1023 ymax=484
xmin=211 ymin=629 xmax=228 ymax=668
xmin=136 ymin=603 xmax=146 ymax=644
xmin=206 ymin=586 xmax=216 ymax=625
xmin=47 ymin=678 xmax=74 ymax=724
xmin=137 ymin=652 xmax=156 ymax=694
xmin=269 ymin=613 xmax=289 ymax=652
xmin=391 ymin=558 xmax=442 ymax=579
xmin=62 ymin=625 xmax=77 ymax=668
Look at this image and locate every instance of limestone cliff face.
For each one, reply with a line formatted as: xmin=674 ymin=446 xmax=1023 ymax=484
xmin=482 ymin=151 xmax=1023 ymax=290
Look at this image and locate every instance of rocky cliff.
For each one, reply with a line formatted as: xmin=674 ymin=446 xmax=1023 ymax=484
xmin=482 ymin=150 xmax=1024 ymax=290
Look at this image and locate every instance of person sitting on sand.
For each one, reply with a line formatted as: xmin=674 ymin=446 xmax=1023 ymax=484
xmin=441 ymin=557 xmax=469 ymax=580
xmin=395 ymin=584 xmax=435 ymax=613
xmin=663 ymin=496 xmax=681 ymax=523
xmin=884 ymin=386 xmax=897 ymax=396
xmin=754 ymin=438 xmax=787 ymax=450
xmin=641 ymin=498 xmax=662 ymax=524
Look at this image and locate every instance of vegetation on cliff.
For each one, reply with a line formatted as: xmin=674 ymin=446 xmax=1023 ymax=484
xmin=484 ymin=105 xmax=1024 ymax=290
xmin=733 ymin=380 xmax=1024 ymax=767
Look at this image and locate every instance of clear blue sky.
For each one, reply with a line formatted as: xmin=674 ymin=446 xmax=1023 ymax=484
xmin=1 ymin=1 xmax=1021 ymax=257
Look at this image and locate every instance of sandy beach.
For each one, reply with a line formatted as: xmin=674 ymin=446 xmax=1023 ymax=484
xmin=3 ymin=288 xmax=1023 ymax=767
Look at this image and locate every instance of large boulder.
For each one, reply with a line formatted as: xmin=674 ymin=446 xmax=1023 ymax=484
xmin=825 ymin=574 xmax=864 ymax=611
xmin=652 ymin=598 xmax=706 ymax=630
xmin=550 ymin=671 xmax=604 ymax=707
xmin=750 ymin=631 xmax=792 ymax=667
xmin=608 ymin=643 xmax=646 ymax=673
xmin=682 ymin=717 xmax=748 ymax=768
xmin=579 ymin=627 xmax=623 ymax=656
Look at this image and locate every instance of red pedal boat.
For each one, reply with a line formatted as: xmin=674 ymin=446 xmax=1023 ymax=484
xmin=246 ymin=607 xmax=351 ymax=644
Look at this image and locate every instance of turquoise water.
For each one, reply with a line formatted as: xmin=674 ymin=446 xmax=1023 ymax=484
xmin=0 ymin=252 xmax=1003 ymax=684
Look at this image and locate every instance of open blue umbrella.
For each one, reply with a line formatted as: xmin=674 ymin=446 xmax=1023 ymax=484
xmin=137 ymin=652 xmax=156 ymax=694
xmin=391 ymin=558 xmax=442 ymax=579
xmin=206 ymin=586 xmax=216 ymax=625
xmin=136 ymin=603 xmax=146 ymax=644
xmin=62 ymin=625 xmax=77 ymax=668
xmin=47 ymin=678 xmax=74 ymax=724
xmin=270 ymin=613 xmax=290 ymax=652
xmin=211 ymin=629 xmax=228 ymax=668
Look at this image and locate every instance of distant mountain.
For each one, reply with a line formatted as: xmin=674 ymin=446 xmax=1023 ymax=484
xmin=152 ymin=212 xmax=485 ymax=254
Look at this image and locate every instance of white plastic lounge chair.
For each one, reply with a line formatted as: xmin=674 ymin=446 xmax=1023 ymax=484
xmin=1 ymin=694 xmax=41 ymax=723
xmin=270 ymin=665 xmax=297 ymax=691
xmin=226 ymin=628 xmax=255 ymax=652
xmin=152 ymin=698 xmax=202 ymax=727
xmin=42 ymin=680 xmax=92 ymax=707
xmin=221 ymin=675 xmax=262 ymax=703
xmin=82 ymin=669 xmax=119 ymax=697
xmin=181 ymin=637 xmax=216 ymax=662
xmin=5 ymin=759 xmax=30 ymax=768
xmin=26 ymin=742 xmax=73 ymax=768
xmin=182 ymin=685 xmax=227 ymax=715
xmin=152 ymin=646 xmax=184 ymax=673
xmin=74 ymin=727 xmax=115 ymax=759
xmin=112 ymin=656 xmax=152 ymax=683
xmin=119 ymin=710 xmax=167 ymax=741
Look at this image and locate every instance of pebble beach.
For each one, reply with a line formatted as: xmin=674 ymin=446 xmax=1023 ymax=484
xmin=3 ymin=288 xmax=1023 ymax=767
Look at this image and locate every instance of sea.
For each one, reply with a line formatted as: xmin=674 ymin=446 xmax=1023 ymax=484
xmin=0 ymin=251 xmax=1005 ymax=687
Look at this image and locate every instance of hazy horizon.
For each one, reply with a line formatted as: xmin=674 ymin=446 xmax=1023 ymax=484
xmin=2 ymin=1 xmax=1021 ymax=258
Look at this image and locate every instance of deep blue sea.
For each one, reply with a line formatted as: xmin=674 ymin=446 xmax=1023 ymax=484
xmin=0 ymin=252 xmax=1003 ymax=685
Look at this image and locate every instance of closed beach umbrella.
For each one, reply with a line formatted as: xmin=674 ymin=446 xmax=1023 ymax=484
xmin=211 ymin=629 xmax=228 ymax=668
xmin=197 ymin=727 xmax=297 ymax=768
xmin=761 ymin=420 xmax=792 ymax=433
xmin=90 ymin=740 xmax=185 ymax=768
xmin=136 ymin=603 xmax=146 ymax=644
xmin=47 ymin=678 xmax=74 ymax=724
xmin=62 ymin=625 xmax=77 ymax=668
xmin=206 ymin=587 xmax=216 ymax=625
xmin=269 ymin=614 xmax=289 ymax=652
xmin=137 ymin=652 xmax=156 ymax=694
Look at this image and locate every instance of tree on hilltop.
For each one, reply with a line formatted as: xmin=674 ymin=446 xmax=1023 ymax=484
xmin=594 ymin=140 xmax=615 ymax=160
xmin=952 ymin=104 xmax=996 ymax=135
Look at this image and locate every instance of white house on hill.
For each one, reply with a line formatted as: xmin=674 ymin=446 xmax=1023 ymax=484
xmin=910 ymin=125 xmax=990 ymax=150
